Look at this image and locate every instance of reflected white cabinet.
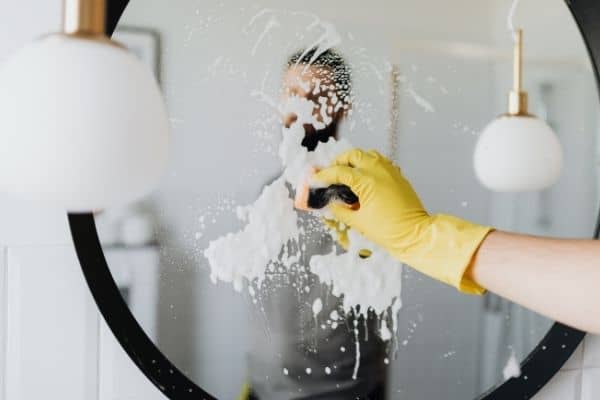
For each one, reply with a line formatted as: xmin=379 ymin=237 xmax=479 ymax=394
xmin=98 ymin=318 xmax=166 ymax=400
xmin=0 ymin=245 xmax=165 ymax=400
xmin=104 ymin=246 xmax=160 ymax=342
xmin=100 ymin=246 xmax=164 ymax=400
xmin=2 ymin=246 xmax=99 ymax=399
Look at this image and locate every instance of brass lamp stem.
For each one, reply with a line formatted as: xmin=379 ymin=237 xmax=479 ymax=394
xmin=513 ymin=29 xmax=523 ymax=91
xmin=63 ymin=0 xmax=106 ymax=36
xmin=508 ymin=29 xmax=529 ymax=116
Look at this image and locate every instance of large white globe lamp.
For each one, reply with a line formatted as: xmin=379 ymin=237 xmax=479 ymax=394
xmin=0 ymin=0 xmax=170 ymax=211
xmin=474 ymin=30 xmax=563 ymax=192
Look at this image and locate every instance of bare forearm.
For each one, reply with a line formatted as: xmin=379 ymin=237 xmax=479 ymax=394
xmin=467 ymin=231 xmax=600 ymax=334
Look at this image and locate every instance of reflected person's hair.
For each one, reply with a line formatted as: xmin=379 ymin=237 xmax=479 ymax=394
xmin=287 ymin=48 xmax=352 ymax=104
xmin=286 ymin=48 xmax=352 ymax=151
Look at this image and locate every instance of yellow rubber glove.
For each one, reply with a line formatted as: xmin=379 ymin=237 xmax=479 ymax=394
xmin=238 ymin=382 xmax=250 ymax=400
xmin=314 ymin=148 xmax=493 ymax=295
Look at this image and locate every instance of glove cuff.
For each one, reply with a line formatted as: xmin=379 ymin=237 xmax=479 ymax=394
xmin=399 ymin=214 xmax=493 ymax=295
xmin=434 ymin=214 xmax=493 ymax=295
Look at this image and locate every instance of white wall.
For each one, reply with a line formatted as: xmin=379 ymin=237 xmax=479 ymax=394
xmin=0 ymin=0 xmax=73 ymax=248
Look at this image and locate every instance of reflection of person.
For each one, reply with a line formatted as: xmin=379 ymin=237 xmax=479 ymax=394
xmin=315 ymin=148 xmax=600 ymax=335
xmin=245 ymin=50 xmax=388 ymax=400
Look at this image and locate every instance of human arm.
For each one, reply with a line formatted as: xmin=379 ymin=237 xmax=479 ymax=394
xmin=468 ymin=230 xmax=600 ymax=334
xmin=315 ymin=148 xmax=600 ymax=334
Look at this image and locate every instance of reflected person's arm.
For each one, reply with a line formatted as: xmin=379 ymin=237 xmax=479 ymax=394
xmin=315 ymin=148 xmax=600 ymax=335
xmin=467 ymin=231 xmax=600 ymax=334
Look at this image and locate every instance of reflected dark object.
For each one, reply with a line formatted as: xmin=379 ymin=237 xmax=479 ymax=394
xmin=300 ymin=120 xmax=338 ymax=150
xmin=298 ymin=184 xmax=360 ymax=210
xmin=67 ymin=0 xmax=600 ymax=399
xmin=308 ymin=184 xmax=359 ymax=209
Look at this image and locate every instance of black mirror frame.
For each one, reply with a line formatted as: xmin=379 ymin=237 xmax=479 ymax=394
xmin=69 ymin=0 xmax=600 ymax=398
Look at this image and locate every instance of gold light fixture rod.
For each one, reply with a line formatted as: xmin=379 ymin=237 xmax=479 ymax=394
xmin=508 ymin=29 xmax=529 ymax=116
xmin=63 ymin=0 xmax=106 ymax=36
xmin=513 ymin=29 xmax=523 ymax=91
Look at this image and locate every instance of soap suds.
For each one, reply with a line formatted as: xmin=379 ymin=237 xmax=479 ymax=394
xmin=203 ymin=62 xmax=403 ymax=379
xmin=380 ymin=319 xmax=392 ymax=342
xmin=204 ymin=95 xmax=402 ymax=325
xmin=251 ymin=16 xmax=280 ymax=56
xmin=406 ymin=87 xmax=435 ymax=113
xmin=312 ymin=298 xmax=323 ymax=317
xmin=310 ymin=229 xmax=403 ymax=318
xmin=502 ymin=352 xmax=521 ymax=380
xmin=204 ymin=178 xmax=299 ymax=290
xmin=352 ymin=318 xmax=360 ymax=380
xmin=295 ymin=20 xmax=342 ymax=73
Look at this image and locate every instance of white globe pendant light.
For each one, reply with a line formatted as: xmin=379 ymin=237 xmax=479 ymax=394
xmin=0 ymin=0 xmax=170 ymax=211
xmin=473 ymin=29 xmax=563 ymax=192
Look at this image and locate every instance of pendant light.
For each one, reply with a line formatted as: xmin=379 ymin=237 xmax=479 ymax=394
xmin=0 ymin=0 xmax=170 ymax=211
xmin=473 ymin=10 xmax=563 ymax=192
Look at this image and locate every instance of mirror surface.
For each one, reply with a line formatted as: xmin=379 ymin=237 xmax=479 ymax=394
xmin=98 ymin=1 xmax=598 ymax=398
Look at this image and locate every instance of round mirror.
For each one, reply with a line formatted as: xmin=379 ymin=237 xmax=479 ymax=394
xmin=86 ymin=0 xmax=598 ymax=398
